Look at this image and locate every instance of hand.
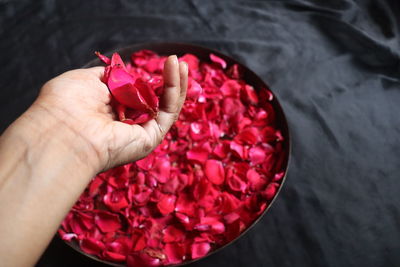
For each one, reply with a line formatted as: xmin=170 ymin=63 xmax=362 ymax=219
xmin=26 ymin=55 xmax=188 ymax=173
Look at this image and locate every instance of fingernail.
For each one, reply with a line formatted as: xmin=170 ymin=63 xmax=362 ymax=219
xmin=182 ymin=61 xmax=188 ymax=73
xmin=171 ymin=55 xmax=178 ymax=65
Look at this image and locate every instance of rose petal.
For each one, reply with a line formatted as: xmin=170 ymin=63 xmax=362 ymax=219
xmin=163 ymin=225 xmax=185 ymax=243
xmin=210 ymin=53 xmax=227 ymax=69
xmin=136 ymin=153 xmax=155 ymax=170
xmin=95 ymin=51 xmax=111 ymax=65
xmin=247 ymin=169 xmax=266 ymax=191
xmin=164 ymin=243 xmax=186 ymax=264
xmin=220 ymin=80 xmax=241 ymax=97
xmin=157 ymin=194 xmax=177 ymax=215
xmin=127 ymin=252 xmax=162 ymax=267
xmin=186 ymin=147 xmax=209 ymax=164
xmin=94 ymin=211 xmax=121 ymax=233
xmin=187 ymin=78 xmax=203 ymax=101
xmin=103 ymin=190 xmax=129 ymax=212
xmin=103 ymin=249 xmax=126 ymax=262
xmin=263 ymin=182 xmax=280 ymax=200
xmin=204 ymin=159 xmax=225 ymax=185
xmin=227 ymin=175 xmax=247 ymax=192
xmin=150 ymin=156 xmax=171 ymax=183
xmin=249 ymin=146 xmax=267 ymax=165
xmin=80 ymin=237 xmax=105 ymax=256
xmin=191 ymin=242 xmax=211 ymax=259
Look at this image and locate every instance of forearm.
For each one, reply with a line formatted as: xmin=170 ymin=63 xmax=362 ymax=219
xmin=0 ymin=107 xmax=96 ymax=267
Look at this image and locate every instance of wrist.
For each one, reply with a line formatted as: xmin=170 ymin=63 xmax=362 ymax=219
xmin=15 ymin=103 xmax=102 ymax=177
xmin=0 ymin=104 xmax=98 ymax=267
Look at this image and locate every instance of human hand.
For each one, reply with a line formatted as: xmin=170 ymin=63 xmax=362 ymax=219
xmin=24 ymin=55 xmax=188 ymax=174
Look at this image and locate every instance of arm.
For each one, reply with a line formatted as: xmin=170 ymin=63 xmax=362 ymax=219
xmin=0 ymin=56 xmax=188 ymax=267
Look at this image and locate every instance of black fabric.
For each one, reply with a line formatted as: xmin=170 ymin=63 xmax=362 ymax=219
xmin=1 ymin=0 xmax=400 ymax=266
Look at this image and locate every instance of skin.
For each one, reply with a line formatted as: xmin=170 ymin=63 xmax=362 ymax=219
xmin=0 ymin=55 xmax=188 ymax=267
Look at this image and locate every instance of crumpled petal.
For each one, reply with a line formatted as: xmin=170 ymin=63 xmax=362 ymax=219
xmin=96 ymin=51 xmax=159 ymax=124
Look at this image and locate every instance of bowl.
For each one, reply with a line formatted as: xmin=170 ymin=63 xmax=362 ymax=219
xmin=61 ymin=42 xmax=291 ymax=266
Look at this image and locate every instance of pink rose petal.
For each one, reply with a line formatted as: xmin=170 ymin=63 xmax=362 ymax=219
xmin=210 ymin=53 xmax=227 ymax=69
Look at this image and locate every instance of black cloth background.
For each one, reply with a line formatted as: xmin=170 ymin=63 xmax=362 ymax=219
xmin=1 ymin=0 xmax=400 ymax=266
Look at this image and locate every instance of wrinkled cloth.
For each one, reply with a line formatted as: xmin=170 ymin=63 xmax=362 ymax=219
xmin=1 ymin=0 xmax=400 ymax=267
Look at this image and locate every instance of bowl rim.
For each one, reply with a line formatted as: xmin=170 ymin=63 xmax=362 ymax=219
xmin=60 ymin=41 xmax=291 ymax=267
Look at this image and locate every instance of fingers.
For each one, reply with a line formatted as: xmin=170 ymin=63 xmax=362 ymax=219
xmin=177 ymin=61 xmax=188 ymax=113
xmin=160 ymin=55 xmax=180 ymax=114
xmin=103 ymin=56 xmax=189 ymax=168
xmin=156 ymin=55 xmax=188 ymax=134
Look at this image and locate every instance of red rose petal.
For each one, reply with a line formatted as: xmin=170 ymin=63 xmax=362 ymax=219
xmin=127 ymin=252 xmax=162 ymax=267
xmin=175 ymin=194 xmax=195 ymax=220
xmin=80 ymin=237 xmax=105 ymax=256
xmin=180 ymin=53 xmax=199 ymax=71
xmin=157 ymin=194 xmax=177 ymax=215
xmin=264 ymin=182 xmax=280 ymax=200
xmin=136 ymin=153 xmax=155 ymax=171
xmin=230 ymin=141 xmax=247 ymax=159
xmin=204 ymin=159 xmax=225 ymax=185
xmin=164 ymin=243 xmax=186 ymax=264
xmin=187 ymin=78 xmax=203 ymax=101
xmin=186 ymin=147 xmax=209 ymax=164
xmin=235 ymin=127 xmax=260 ymax=145
xmin=95 ymin=51 xmax=111 ymax=65
xmin=131 ymin=230 xmax=147 ymax=251
xmin=227 ymin=64 xmax=242 ymax=79
xmin=273 ymin=172 xmax=285 ymax=182
xmin=59 ymin=230 xmax=77 ymax=241
xmin=103 ymin=190 xmax=129 ymax=212
xmin=247 ymin=169 xmax=266 ymax=191
xmin=69 ymin=212 xmax=93 ymax=235
xmin=163 ymin=225 xmax=185 ymax=243
xmin=220 ymin=80 xmax=241 ymax=97
xmin=103 ymin=251 xmax=126 ymax=262
xmin=94 ymin=211 xmax=121 ymax=233
xmin=150 ymin=156 xmax=171 ymax=183
xmin=191 ymin=242 xmax=211 ymax=259
xmin=227 ymin=175 xmax=247 ymax=193
xmin=242 ymin=85 xmax=259 ymax=105
xmin=190 ymin=122 xmax=210 ymax=141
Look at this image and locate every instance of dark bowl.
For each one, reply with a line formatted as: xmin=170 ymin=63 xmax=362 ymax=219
xmin=62 ymin=42 xmax=291 ymax=266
